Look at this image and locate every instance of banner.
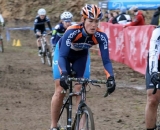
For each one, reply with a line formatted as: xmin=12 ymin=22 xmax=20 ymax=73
xmin=99 ymin=22 xmax=155 ymax=74
xmin=100 ymin=22 xmax=125 ymax=63
xmin=107 ymin=0 xmax=160 ymax=10
xmin=124 ymin=25 xmax=154 ymax=74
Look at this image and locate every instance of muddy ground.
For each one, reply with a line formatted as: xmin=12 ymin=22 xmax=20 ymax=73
xmin=0 ymin=29 xmax=148 ymax=130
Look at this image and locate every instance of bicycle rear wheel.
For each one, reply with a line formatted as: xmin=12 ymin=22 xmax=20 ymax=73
xmin=73 ymin=106 xmax=95 ymax=130
xmin=0 ymin=39 xmax=4 ymax=53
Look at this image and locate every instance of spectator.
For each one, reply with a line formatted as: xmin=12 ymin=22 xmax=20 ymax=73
xmin=0 ymin=12 xmax=5 ymax=39
xmin=150 ymin=6 xmax=160 ymax=25
xmin=116 ymin=6 xmax=132 ymax=25
xmin=107 ymin=12 xmax=114 ymax=23
xmin=124 ymin=6 xmax=145 ymax=28
xmin=104 ymin=11 xmax=109 ymax=22
xmin=112 ymin=11 xmax=119 ymax=24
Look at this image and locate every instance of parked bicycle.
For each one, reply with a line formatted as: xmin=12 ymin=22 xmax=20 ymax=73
xmin=0 ymin=35 xmax=4 ymax=53
xmin=39 ymin=34 xmax=52 ymax=67
xmin=57 ymin=76 xmax=108 ymax=130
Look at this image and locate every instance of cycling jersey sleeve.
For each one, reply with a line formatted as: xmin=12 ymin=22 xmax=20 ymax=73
xmin=149 ymin=27 xmax=160 ymax=74
xmin=33 ymin=18 xmax=38 ymax=33
xmin=52 ymin=25 xmax=60 ymax=37
xmin=47 ymin=21 xmax=52 ymax=31
xmin=45 ymin=16 xmax=52 ymax=31
xmin=97 ymin=32 xmax=114 ymax=78
xmin=58 ymin=30 xmax=73 ymax=74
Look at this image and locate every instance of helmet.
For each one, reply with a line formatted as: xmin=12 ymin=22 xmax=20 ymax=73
xmin=120 ymin=6 xmax=127 ymax=13
xmin=60 ymin=11 xmax=73 ymax=22
xmin=38 ymin=8 xmax=46 ymax=15
xmin=129 ymin=6 xmax=138 ymax=11
xmin=81 ymin=4 xmax=103 ymax=20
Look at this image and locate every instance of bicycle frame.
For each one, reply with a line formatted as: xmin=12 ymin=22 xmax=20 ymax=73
xmin=58 ymin=78 xmax=107 ymax=130
xmin=39 ymin=34 xmax=52 ymax=66
xmin=40 ymin=34 xmax=47 ymax=53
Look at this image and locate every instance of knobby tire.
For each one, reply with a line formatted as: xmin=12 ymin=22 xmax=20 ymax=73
xmin=72 ymin=106 xmax=95 ymax=130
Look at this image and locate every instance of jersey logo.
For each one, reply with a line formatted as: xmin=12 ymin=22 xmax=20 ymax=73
xmin=68 ymin=29 xmax=81 ymax=39
xmin=66 ymin=39 xmax=71 ymax=47
xmin=72 ymin=43 xmax=92 ymax=50
xmin=95 ymin=32 xmax=108 ymax=49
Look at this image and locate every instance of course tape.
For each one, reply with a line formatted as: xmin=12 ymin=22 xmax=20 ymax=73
xmin=6 ymin=27 xmax=54 ymax=41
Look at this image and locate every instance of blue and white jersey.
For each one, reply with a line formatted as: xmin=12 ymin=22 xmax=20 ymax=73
xmin=51 ymin=23 xmax=66 ymax=45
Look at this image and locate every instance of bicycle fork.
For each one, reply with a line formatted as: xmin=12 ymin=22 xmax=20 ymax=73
xmin=67 ymin=82 xmax=73 ymax=130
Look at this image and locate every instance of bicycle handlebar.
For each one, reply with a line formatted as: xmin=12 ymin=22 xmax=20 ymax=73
xmin=68 ymin=77 xmax=107 ymax=84
xmin=67 ymin=78 xmax=108 ymax=97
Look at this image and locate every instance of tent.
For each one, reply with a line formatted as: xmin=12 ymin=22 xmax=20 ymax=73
xmin=107 ymin=0 xmax=160 ymax=10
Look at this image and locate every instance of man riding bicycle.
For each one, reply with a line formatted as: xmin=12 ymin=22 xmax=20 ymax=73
xmin=50 ymin=11 xmax=73 ymax=56
xmin=50 ymin=4 xmax=116 ymax=130
xmin=34 ymin=8 xmax=52 ymax=56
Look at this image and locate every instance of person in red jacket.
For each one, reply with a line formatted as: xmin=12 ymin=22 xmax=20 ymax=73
xmin=124 ymin=6 xmax=145 ymax=27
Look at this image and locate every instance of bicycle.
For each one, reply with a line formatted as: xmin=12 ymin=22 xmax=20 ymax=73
xmin=57 ymin=76 xmax=108 ymax=130
xmin=39 ymin=34 xmax=52 ymax=67
xmin=0 ymin=35 xmax=4 ymax=53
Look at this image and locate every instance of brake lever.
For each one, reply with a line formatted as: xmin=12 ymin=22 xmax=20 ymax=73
xmin=91 ymin=82 xmax=101 ymax=87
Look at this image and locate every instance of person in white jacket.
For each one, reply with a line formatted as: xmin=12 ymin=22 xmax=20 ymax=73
xmin=0 ymin=13 xmax=5 ymax=39
xmin=145 ymin=26 xmax=160 ymax=130
xmin=116 ymin=6 xmax=131 ymax=25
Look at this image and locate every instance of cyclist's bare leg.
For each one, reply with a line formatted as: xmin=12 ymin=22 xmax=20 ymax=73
xmin=145 ymin=89 xmax=160 ymax=129
xmin=37 ymin=38 xmax=41 ymax=48
xmin=74 ymin=84 xmax=87 ymax=130
xmin=74 ymin=84 xmax=82 ymax=107
xmin=51 ymin=80 xmax=66 ymax=128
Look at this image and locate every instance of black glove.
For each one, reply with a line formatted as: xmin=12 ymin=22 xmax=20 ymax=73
xmin=60 ymin=72 xmax=68 ymax=90
xmin=107 ymin=76 xmax=116 ymax=94
xmin=151 ymin=72 xmax=160 ymax=87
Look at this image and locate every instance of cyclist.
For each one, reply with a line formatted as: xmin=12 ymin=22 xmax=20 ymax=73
xmin=50 ymin=4 xmax=116 ymax=130
xmin=50 ymin=11 xmax=73 ymax=56
xmin=145 ymin=26 xmax=160 ymax=130
xmin=34 ymin=8 xmax=52 ymax=56
xmin=0 ymin=12 xmax=5 ymax=39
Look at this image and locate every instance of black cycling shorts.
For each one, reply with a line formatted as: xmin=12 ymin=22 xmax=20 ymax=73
xmin=145 ymin=57 xmax=160 ymax=90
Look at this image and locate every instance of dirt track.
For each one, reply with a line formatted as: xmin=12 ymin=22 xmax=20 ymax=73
xmin=0 ymin=30 xmax=147 ymax=130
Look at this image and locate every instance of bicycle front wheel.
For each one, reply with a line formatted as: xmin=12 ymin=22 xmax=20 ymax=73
xmin=73 ymin=106 xmax=95 ymax=130
xmin=40 ymin=52 xmax=45 ymax=64
xmin=0 ymin=39 xmax=4 ymax=53
xmin=46 ymin=51 xmax=52 ymax=67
